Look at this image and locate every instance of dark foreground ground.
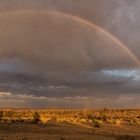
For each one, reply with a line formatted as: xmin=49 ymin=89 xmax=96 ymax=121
xmin=0 ymin=123 xmax=140 ymax=140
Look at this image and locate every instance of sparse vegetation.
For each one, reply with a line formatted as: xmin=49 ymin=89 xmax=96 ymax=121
xmin=0 ymin=109 xmax=139 ymax=140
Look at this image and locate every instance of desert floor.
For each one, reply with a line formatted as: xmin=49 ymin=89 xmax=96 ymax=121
xmin=0 ymin=123 xmax=140 ymax=140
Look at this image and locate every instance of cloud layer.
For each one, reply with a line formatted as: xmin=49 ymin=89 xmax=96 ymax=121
xmin=0 ymin=92 xmax=139 ymax=109
xmin=0 ymin=0 xmax=140 ymax=108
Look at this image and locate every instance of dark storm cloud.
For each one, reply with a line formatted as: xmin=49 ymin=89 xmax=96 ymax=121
xmin=0 ymin=68 xmax=139 ymax=99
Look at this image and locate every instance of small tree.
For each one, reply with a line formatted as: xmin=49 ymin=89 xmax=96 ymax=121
xmin=32 ymin=112 xmax=40 ymax=124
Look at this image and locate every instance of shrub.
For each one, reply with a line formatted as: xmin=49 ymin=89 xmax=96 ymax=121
xmin=101 ymin=113 xmax=108 ymax=122
xmin=22 ymin=137 xmax=28 ymax=140
xmin=32 ymin=112 xmax=41 ymax=124
xmin=24 ymin=118 xmax=33 ymax=124
xmin=50 ymin=117 xmax=57 ymax=123
xmin=87 ymin=114 xmax=94 ymax=121
xmin=114 ymin=119 xmax=122 ymax=125
xmin=60 ymin=137 xmax=65 ymax=140
xmin=92 ymin=119 xmax=103 ymax=128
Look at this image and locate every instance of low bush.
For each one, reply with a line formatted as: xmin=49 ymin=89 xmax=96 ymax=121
xmin=92 ymin=119 xmax=103 ymax=128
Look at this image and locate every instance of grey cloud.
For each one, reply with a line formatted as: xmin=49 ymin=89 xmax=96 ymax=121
xmin=0 ymin=92 xmax=139 ymax=108
xmin=0 ymin=68 xmax=140 ymax=98
xmin=0 ymin=0 xmax=140 ymax=60
xmin=0 ymin=11 xmax=137 ymax=74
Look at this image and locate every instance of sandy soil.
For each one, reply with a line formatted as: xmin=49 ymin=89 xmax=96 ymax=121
xmin=0 ymin=123 xmax=140 ymax=140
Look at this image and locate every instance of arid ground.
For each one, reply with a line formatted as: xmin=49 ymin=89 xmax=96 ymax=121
xmin=0 ymin=109 xmax=140 ymax=140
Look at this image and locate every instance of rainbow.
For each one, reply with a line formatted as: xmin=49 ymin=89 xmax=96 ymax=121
xmin=0 ymin=10 xmax=139 ymax=66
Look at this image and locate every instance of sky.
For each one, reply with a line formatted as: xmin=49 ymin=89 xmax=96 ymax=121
xmin=0 ymin=0 xmax=140 ymax=108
